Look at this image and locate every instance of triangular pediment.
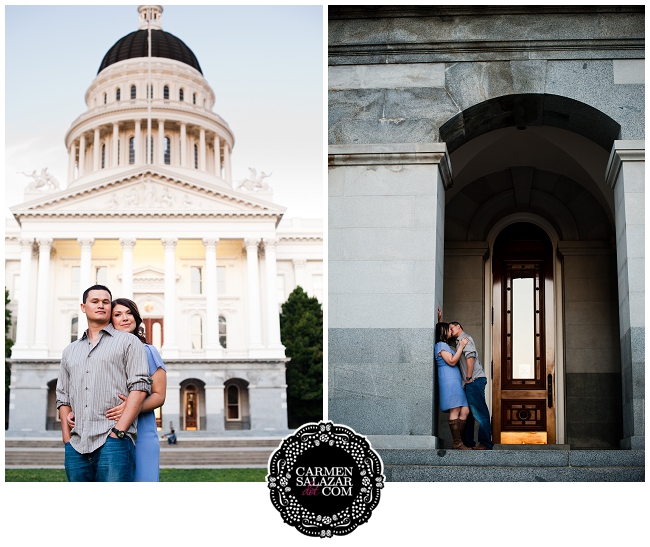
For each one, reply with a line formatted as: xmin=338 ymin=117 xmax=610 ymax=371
xmin=10 ymin=167 xmax=286 ymax=220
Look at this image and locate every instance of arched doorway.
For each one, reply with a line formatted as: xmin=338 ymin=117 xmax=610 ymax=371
xmin=441 ymin=94 xmax=622 ymax=448
xmin=180 ymin=379 xmax=206 ymax=431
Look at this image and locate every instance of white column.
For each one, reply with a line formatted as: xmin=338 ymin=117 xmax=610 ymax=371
xmin=68 ymin=142 xmax=76 ymax=183
xmin=32 ymin=238 xmax=54 ymax=354
xmin=12 ymin=238 xmax=34 ymax=355
xmin=203 ymin=238 xmax=222 ymax=358
xmin=244 ymin=239 xmax=264 ymax=354
xmin=120 ymin=238 xmax=136 ymax=300
xmin=214 ymin=134 xmax=221 ymax=177
xmin=112 ymin=123 xmax=119 ymax=167
xmin=262 ymin=238 xmax=284 ymax=355
xmin=93 ymin=127 xmax=100 ymax=171
xmin=158 ymin=119 xmax=165 ymax=166
xmin=199 ymin=127 xmax=206 ymax=171
xmin=180 ymin=123 xmax=187 ymax=167
xmin=134 ymin=119 xmax=141 ymax=164
xmin=224 ymin=143 xmax=232 ymax=184
xmin=78 ymin=134 xmax=86 ymax=176
xmin=161 ymin=238 xmax=179 ymax=358
xmin=77 ymin=238 xmax=95 ymax=338
xmin=292 ymin=259 xmax=307 ymax=291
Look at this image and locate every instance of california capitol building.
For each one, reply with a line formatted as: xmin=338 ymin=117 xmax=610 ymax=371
xmin=5 ymin=6 xmax=322 ymax=436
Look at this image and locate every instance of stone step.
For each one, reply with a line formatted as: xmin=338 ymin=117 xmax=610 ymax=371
xmin=376 ymin=448 xmax=645 ymax=482
xmin=5 ymin=438 xmax=281 ymax=449
xmin=5 ymin=447 xmax=273 ymax=467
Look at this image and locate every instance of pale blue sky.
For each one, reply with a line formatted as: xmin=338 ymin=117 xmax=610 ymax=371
xmin=5 ymin=5 xmax=324 ymax=219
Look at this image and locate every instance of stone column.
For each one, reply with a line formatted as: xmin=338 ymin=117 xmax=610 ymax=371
xmin=262 ymin=239 xmax=284 ymax=355
xmin=605 ymin=140 xmax=645 ymax=450
xmin=328 ymin=143 xmax=452 ymax=446
xmin=203 ymin=238 xmax=222 ymax=358
xmin=180 ymin=123 xmax=187 ymax=167
xmin=68 ymin=142 xmax=76 ymax=183
xmin=161 ymin=238 xmax=179 ymax=358
xmin=199 ymin=128 xmax=206 ymax=171
xmin=78 ymin=134 xmax=85 ymax=176
xmin=244 ymin=239 xmax=264 ymax=353
xmin=33 ymin=238 xmax=53 ymax=355
xmin=214 ymin=134 xmax=221 ymax=177
xmin=204 ymin=384 xmax=225 ymax=432
xmin=158 ymin=119 xmax=165 ymax=165
xmin=120 ymin=238 xmax=136 ymax=300
xmin=224 ymin=143 xmax=232 ymax=184
xmin=93 ymin=127 xmax=100 ymax=171
xmin=292 ymin=259 xmax=307 ymax=291
xmin=77 ymin=238 xmax=95 ymax=337
xmin=12 ymin=238 xmax=34 ymax=355
xmin=134 ymin=119 xmax=141 ymax=164
xmin=112 ymin=123 xmax=119 ymax=167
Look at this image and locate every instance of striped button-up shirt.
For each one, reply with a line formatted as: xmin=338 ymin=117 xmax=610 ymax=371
xmin=56 ymin=323 xmax=152 ymax=454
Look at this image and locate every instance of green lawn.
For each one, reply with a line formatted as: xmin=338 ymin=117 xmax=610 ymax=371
xmin=5 ymin=468 xmax=267 ymax=482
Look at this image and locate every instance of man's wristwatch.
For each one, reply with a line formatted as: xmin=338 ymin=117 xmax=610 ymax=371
xmin=465 ymin=376 xmax=472 ymax=381
xmin=111 ymin=427 xmax=126 ymax=439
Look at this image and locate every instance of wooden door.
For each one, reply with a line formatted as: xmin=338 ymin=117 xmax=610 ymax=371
xmin=142 ymin=317 xmax=163 ymax=350
xmin=492 ymin=224 xmax=556 ymax=444
xmin=185 ymin=385 xmax=199 ymax=430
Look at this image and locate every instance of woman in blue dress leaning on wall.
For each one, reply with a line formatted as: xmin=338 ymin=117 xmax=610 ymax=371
xmin=435 ymin=322 xmax=470 ymax=450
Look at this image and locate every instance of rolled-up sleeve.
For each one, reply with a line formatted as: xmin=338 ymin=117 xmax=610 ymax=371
xmin=463 ymin=336 xmax=478 ymax=360
xmin=55 ymin=353 xmax=71 ymax=409
xmin=125 ymin=339 xmax=152 ymax=394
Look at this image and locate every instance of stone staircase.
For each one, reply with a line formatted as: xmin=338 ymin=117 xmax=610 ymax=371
xmin=375 ymin=447 xmax=645 ymax=482
xmin=5 ymin=437 xmax=282 ymax=468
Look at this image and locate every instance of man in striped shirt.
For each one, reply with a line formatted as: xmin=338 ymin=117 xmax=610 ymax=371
xmin=56 ymin=285 xmax=152 ymax=481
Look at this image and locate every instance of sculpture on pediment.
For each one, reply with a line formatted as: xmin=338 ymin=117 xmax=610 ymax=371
xmin=143 ymin=181 xmax=156 ymax=207
xmin=124 ymin=186 xmax=140 ymax=206
xmin=20 ymin=167 xmax=60 ymax=191
xmin=237 ymin=167 xmax=272 ymax=192
xmin=160 ymin=187 xmax=174 ymax=207
xmin=106 ymin=193 xmax=120 ymax=208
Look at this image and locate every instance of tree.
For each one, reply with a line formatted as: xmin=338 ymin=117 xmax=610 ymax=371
xmin=280 ymin=286 xmax=323 ymax=428
xmin=6 ymin=289 xmax=14 ymax=430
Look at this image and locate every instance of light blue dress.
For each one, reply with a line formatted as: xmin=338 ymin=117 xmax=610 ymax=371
xmin=435 ymin=342 xmax=468 ymax=412
xmin=134 ymin=344 xmax=166 ymax=482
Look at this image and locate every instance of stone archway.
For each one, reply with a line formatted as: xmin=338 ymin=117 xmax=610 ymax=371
xmin=440 ymin=95 xmax=623 ymax=448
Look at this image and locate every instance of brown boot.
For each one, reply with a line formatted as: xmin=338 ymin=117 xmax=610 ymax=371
xmin=449 ymin=419 xmax=471 ymax=450
xmin=458 ymin=419 xmax=470 ymax=449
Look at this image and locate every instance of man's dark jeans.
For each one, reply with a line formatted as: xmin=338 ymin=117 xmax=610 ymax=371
xmin=462 ymin=377 xmax=494 ymax=450
xmin=65 ymin=436 xmax=135 ymax=481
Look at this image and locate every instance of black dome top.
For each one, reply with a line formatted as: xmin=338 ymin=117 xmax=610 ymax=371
xmin=98 ymin=29 xmax=202 ymax=74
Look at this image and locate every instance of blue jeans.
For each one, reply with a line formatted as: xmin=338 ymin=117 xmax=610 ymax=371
xmin=462 ymin=377 xmax=494 ymax=450
xmin=65 ymin=436 xmax=136 ymax=482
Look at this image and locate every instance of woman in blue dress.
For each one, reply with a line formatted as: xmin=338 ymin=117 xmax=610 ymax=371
xmin=68 ymin=298 xmax=167 ymax=481
xmin=108 ymin=298 xmax=167 ymax=481
xmin=435 ymin=322 xmax=471 ymax=450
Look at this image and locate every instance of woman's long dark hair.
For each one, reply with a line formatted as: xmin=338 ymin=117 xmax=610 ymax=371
xmin=435 ymin=322 xmax=450 ymax=344
xmin=112 ymin=298 xmax=147 ymax=344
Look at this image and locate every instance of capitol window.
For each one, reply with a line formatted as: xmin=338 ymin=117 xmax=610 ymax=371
xmin=116 ymin=88 xmax=121 ymax=101
xmin=194 ymin=144 xmax=198 ymax=169
xmin=164 ymin=137 xmax=171 ymax=165
xmin=129 ymin=137 xmax=135 ymax=164
xmin=70 ymin=316 xmax=78 ymax=343
xmin=191 ymin=266 xmax=202 ymax=294
xmin=130 ymin=85 xmax=136 ymax=99
xmin=103 ymin=93 xmax=107 ymax=104
xmin=164 ymin=85 xmax=169 ymax=100
xmin=219 ymin=316 xmax=227 ymax=348
xmin=179 ymin=88 xmax=184 ymax=101
xmin=101 ymin=144 xmax=106 ymax=169
xmin=193 ymin=93 xmax=196 ymax=105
